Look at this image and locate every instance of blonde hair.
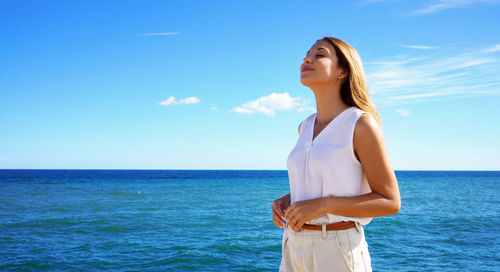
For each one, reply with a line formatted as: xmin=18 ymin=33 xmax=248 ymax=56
xmin=320 ymin=37 xmax=381 ymax=124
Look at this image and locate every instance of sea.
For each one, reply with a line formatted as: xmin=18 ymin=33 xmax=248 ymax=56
xmin=0 ymin=170 xmax=498 ymax=272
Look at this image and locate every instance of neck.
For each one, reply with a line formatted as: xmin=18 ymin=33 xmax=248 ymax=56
xmin=310 ymin=83 xmax=349 ymax=124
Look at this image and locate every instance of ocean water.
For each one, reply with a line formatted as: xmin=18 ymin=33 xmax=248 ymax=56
xmin=0 ymin=170 xmax=498 ymax=271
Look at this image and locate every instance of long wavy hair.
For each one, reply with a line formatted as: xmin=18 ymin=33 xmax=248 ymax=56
xmin=320 ymin=37 xmax=380 ymax=124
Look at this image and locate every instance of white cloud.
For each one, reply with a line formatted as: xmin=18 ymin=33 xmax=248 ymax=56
xmin=231 ymin=92 xmax=305 ymax=116
xmin=365 ymin=45 xmax=500 ymax=105
xmin=361 ymin=0 xmax=500 ymax=15
xmin=137 ymin=32 xmax=180 ymax=37
xmin=411 ymin=0 xmax=499 ymax=15
xmin=390 ymin=92 xmax=454 ymax=101
xmin=210 ymin=105 xmax=218 ymax=111
xmin=179 ymin=97 xmax=200 ymax=104
xmin=400 ymin=45 xmax=438 ymax=50
xmin=159 ymin=96 xmax=200 ymax=106
xmin=454 ymin=59 xmax=495 ymax=69
xmin=298 ymin=106 xmax=316 ymax=113
xmin=483 ymin=44 xmax=500 ymax=53
xmin=159 ymin=96 xmax=177 ymax=106
xmin=395 ymin=109 xmax=412 ymax=117
xmin=360 ymin=0 xmax=399 ymax=4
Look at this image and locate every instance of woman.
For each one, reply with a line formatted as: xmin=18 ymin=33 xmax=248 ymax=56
xmin=271 ymin=37 xmax=401 ymax=272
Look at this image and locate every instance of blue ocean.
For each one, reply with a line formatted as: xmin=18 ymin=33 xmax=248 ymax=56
xmin=0 ymin=170 xmax=498 ymax=271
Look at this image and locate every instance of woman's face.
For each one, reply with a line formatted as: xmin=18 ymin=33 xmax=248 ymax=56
xmin=300 ymin=40 xmax=346 ymax=88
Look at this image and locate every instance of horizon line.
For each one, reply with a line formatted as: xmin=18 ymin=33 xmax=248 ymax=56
xmin=0 ymin=169 xmax=499 ymax=172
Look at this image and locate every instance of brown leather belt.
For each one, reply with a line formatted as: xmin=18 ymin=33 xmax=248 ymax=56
xmin=301 ymin=221 xmax=356 ymax=231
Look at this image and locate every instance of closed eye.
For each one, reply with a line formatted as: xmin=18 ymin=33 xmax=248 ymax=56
xmin=304 ymin=54 xmax=325 ymax=60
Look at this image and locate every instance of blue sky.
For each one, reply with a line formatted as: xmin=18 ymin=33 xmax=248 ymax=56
xmin=1 ymin=0 xmax=499 ymax=170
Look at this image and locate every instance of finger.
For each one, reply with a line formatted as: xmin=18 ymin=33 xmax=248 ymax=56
xmin=272 ymin=204 xmax=287 ymax=226
xmin=290 ymin=217 xmax=300 ymax=233
xmin=284 ymin=204 xmax=296 ymax=220
xmin=291 ymin=218 xmax=302 ymax=233
xmin=272 ymin=201 xmax=284 ymax=219
xmin=284 ymin=204 xmax=292 ymax=219
xmin=294 ymin=218 xmax=304 ymax=232
xmin=276 ymin=201 xmax=285 ymax=218
xmin=271 ymin=201 xmax=278 ymax=214
xmin=272 ymin=207 xmax=285 ymax=223
xmin=273 ymin=212 xmax=286 ymax=228
xmin=288 ymin=218 xmax=295 ymax=231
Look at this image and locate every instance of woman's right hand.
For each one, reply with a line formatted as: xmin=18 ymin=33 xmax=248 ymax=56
xmin=271 ymin=194 xmax=291 ymax=229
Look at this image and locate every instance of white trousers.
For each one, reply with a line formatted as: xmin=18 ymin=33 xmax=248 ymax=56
xmin=279 ymin=222 xmax=372 ymax=272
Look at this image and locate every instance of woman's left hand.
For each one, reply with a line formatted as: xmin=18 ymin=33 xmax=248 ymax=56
xmin=284 ymin=198 xmax=325 ymax=232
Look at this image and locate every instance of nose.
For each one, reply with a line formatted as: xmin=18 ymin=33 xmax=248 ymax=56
xmin=303 ymin=56 xmax=312 ymax=64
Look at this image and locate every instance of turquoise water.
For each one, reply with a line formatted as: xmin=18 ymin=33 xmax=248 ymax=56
xmin=0 ymin=170 xmax=499 ymax=271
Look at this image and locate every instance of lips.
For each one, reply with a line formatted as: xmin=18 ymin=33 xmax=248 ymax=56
xmin=302 ymin=67 xmax=313 ymax=72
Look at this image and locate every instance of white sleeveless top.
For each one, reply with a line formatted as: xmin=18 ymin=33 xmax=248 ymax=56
xmin=286 ymin=106 xmax=373 ymax=225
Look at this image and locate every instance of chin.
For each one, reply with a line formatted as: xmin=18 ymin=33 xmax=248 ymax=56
xmin=300 ymin=77 xmax=318 ymax=88
xmin=300 ymin=79 xmax=308 ymax=87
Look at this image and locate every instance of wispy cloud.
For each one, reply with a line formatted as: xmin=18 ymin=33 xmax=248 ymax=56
xmin=483 ymin=44 xmax=500 ymax=53
xmin=453 ymin=59 xmax=495 ymax=69
xmin=361 ymin=0 xmax=500 ymax=15
xmin=231 ymin=92 xmax=310 ymax=116
xmin=360 ymin=0 xmax=399 ymax=4
xmin=400 ymin=45 xmax=438 ymax=50
xmin=137 ymin=32 xmax=180 ymax=37
xmin=411 ymin=0 xmax=500 ymax=15
xmin=389 ymin=91 xmax=454 ymax=101
xmin=395 ymin=109 xmax=412 ymax=116
xmin=365 ymin=43 xmax=500 ymax=105
xmin=159 ymin=96 xmax=200 ymax=106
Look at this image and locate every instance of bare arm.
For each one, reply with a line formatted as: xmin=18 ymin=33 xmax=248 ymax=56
xmin=285 ymin=113 xmax=401 ymax=231
xmin=321 ymin=113 xmax=400 ymax=217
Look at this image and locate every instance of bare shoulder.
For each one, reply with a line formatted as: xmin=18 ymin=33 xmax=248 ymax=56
xmin=353 ymin=113 xmax=384 ymax=150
